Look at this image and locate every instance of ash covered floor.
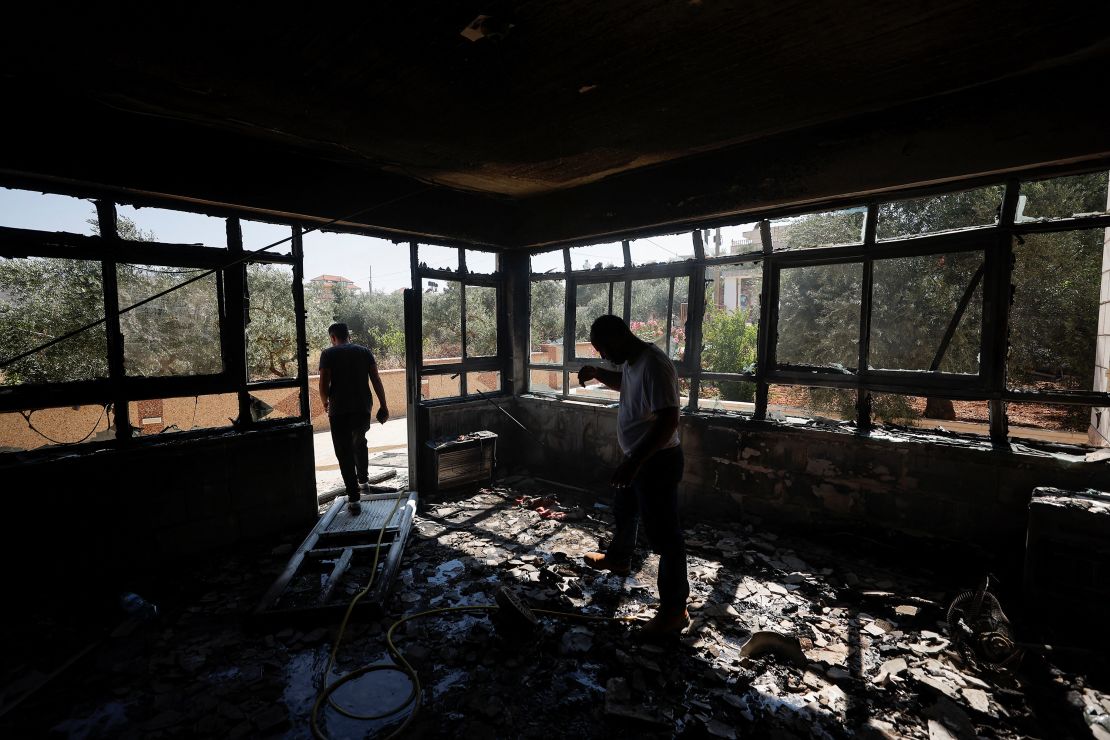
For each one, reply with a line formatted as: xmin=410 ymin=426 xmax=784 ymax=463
xmin=5 ymin=479 xmax=1110 ymax=739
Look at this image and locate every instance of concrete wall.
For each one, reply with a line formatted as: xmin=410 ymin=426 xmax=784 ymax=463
xmin=0 ymin=424 xmax=317 ymax=594
xmin=511 ymin=396 xmax=1110 ymax=561
xmin=1090 ymin=182 xmax=1110 ymax=445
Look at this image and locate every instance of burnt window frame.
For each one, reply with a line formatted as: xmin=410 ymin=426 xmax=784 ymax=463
xmin=0 ymin=184 xmax=311 ymax=456
xmin=523 ymin=160 xmax=1110 ymax=449
xmin=526 ymin=237 xmax=698 ymax=402
xmin=413 ymin=243 xmax=508 ymax=402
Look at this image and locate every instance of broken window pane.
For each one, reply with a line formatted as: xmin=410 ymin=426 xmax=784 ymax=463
xmin=0 ymin=257 xmax=108 ymax=385
xmin=701 ymin=223 xmax=762 ymax=258
xmin=698 ymin=380 xmax=757 ymax=413
xmin=1008 ymin=230 xmax=1102 ymax=392
xmin=0 ymin=188 xmax=98 ymax=234
xmin=465 ymin=285 xmax=498 ymax=357
xmin=240 ymin=219 xmax=293 ymax=256
xmin=1018 ymin=171 xmax=1110 ymax=222
xmin=129 ymin=393 xmax=238 ymax=435
xmin=422 ymin=279 xmax=461 ymax=362
xmin=246 ymin=263 xmax=298 ymax=381
xmin=530 ymin=280 xmax=565 ymax=365
xmin=421 ymin=373 xmax=460 ymax=400
xmin=575 ymin=282 xmax=621 ymax=359
xmin=465 ymin=249 xmax=498 ymax=274
xmin=530 ymin=249 xmax=565 ymax=275
xmin=776 ymin=262 xmax=862 ymax=369
xmin=466 ymin=371 xmax=500 ymax=396
xmin=869 ymin=393 xmax=989 ymax=436
xmin=869 ymin=251 xmax=983 ymax=374
xmin=1008 ymin=401 xmax=1106 ymax=447
xmin=569 ymin=241 xmax=624 ymax=271
xmin=0 ymin=403 xmax=115 ymax=452
xmin=630 ymin=277 xmax=688 ymax=360
xmin=529 ymin=368 xmax=563 ymax=395
xmin=702 ymin=262 xmax=761 ymax=374
xmin=877 ymin=185 xmax=1004 ymax=240
xmin=116 ymin=205 xmax=227 ymax=247
xmin=770 ymin=208 xmax=866 ymax=250
xmin=768 ymin=384 xmax=856 ymax=423
xmin=246 ymin=388 xmax=302 ymax=422
xmin=628 ymin=232 xmax=695 ymax=266
xmin=116 ymin=264 xmax=222 ymax=377
xmin=419 ymin=244 xmax=458 ymax=272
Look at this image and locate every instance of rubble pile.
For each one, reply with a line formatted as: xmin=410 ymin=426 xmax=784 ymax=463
xmin=5 ymin=477 xmax=1110 ymax=739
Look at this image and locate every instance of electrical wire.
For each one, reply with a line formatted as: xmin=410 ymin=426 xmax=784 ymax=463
xmin=19 ymin=404 xmax=109 ymax=446
xmin=310 ymin=492 xmax=637 ymax=740
xmin=0 ymin=188 xmax=431 ymax=370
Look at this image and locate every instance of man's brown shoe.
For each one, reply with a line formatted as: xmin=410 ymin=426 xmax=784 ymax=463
xmin=582 ymin=552 xmax=631 ymax=576
xmin=638 ymin=609 xmax=690 ymax=638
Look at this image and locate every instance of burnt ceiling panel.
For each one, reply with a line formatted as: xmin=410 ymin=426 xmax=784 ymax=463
xmin=1 ymin=2 xmax=1109 ymax=245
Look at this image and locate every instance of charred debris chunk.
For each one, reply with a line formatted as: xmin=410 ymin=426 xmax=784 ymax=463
xmin=8 ymin=481 xmax=1110 ymax=739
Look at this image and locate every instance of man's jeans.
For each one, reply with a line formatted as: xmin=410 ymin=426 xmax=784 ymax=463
xmin=329 ymin=412 xmax=372 ymax=496
xmin=608 ymin=445 xmax=689 ymax=613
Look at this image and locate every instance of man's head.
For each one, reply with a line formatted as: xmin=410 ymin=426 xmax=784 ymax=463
xmin=589 ymin=314 xmax=641 ymax=364
xmin=328 ymin=322 xmax=350 ymax=346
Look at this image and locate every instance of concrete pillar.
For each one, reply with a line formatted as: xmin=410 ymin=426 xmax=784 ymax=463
xmin=1090 ymin=173 xmax=1110 ymax=446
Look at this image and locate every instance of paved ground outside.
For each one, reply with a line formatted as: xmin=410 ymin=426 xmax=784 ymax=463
xmin=312 ymin=417 xmax=408 ymax=493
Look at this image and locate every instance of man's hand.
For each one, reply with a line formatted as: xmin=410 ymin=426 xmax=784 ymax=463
xmin=578 ymin=365 xmax=599 ymax=387
xmin=376 ymin=407 xmax=389 ymax=425
xmin=323 ymin=398 xmax=329 ymax=414
xmin=611 ymin=456 xmax=641 ymax=489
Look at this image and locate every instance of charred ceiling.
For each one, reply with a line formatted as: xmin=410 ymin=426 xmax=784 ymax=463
xmin=2 ymin=2 xmax=1109 ymax=246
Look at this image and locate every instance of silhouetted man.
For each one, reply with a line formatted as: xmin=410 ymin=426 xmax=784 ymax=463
xmin=578 ymin=314 xmax=690 ymax=636
xmin=319 ymin=322 xmax=389 ymax=514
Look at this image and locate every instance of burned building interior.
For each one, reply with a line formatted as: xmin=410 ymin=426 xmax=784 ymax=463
xmin=4 ymin=3 xmax=1110 ymax=738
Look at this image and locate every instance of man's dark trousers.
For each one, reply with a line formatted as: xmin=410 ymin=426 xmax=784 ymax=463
xmin=330 ymin=412 xmax=373 ymax=495
xmin=608 ymin=445 xmax=689 ymax=612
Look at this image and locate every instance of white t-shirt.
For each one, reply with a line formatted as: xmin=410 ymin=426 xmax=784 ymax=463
xmin=617 ymin=343 xmax=682 ymax=456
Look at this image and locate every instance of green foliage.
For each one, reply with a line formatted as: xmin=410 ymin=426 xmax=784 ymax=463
xmin=530 ymin=279 xmax=565 ymax=353
xmin=1008 ymin=229 xmax=1102 ymax=389
xmin=875 ymin=185 xmax=1003 ymax=239
xmin=701 ymin=304 xmax=757 ymax=401
xmin=871 ymin=394 xmax=920 ymax=425
xmin=803 ymin=387 xmax=857 ymax=418
xmin=116 ymin=264 xmax=223 ymax=376
xmin=466 ymin=285 xmax=498 ymax=356
xmin=246 ymin=264 xmax=318 ymax=379
xmin=775 ymin=209 xmax=866 ymax=249
xmin=869 ymin=252 xmax=982 ymax=374
xmin=421 ymin=281 xmax=462 ymax=359
xmin=0 ymin=257 xmax=109 ymax=384
xmin=776 ymin=262 xmax=862 ymax=368
xmin=1019 ymin=172 xmax=1108 ymax=221
xmin=329 ymin=284 xmax=407 ymax=369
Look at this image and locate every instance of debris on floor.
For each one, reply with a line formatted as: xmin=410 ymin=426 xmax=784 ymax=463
xmin=4 ymin=478 xmax=1110 ymax=739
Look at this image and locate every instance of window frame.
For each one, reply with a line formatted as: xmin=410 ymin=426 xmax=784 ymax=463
xmin=415 ymin=244 xmax=508 ymax=402
xmin=524 ymin=160 xmax=1110 ymax=449
xmin=0 ymin=188 xmax=311 ymax=453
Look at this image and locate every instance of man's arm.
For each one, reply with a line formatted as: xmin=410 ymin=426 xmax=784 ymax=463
xmin=318 ymin=367 xmax=331 ymax=414
xmin=577 ymin=365 xmax=622 ymax=390
xmin=369 ymin=363 xmax=390 ymax=424
xmin=611 ymin=407 xmax=679 ymax=488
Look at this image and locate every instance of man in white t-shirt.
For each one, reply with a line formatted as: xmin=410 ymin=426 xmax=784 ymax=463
xmin=578 ymin=314 xmax=690 ymax=636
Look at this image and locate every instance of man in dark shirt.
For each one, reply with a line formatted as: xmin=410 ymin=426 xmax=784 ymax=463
xmin=318 ymin=322 xmax=390 ymax=514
